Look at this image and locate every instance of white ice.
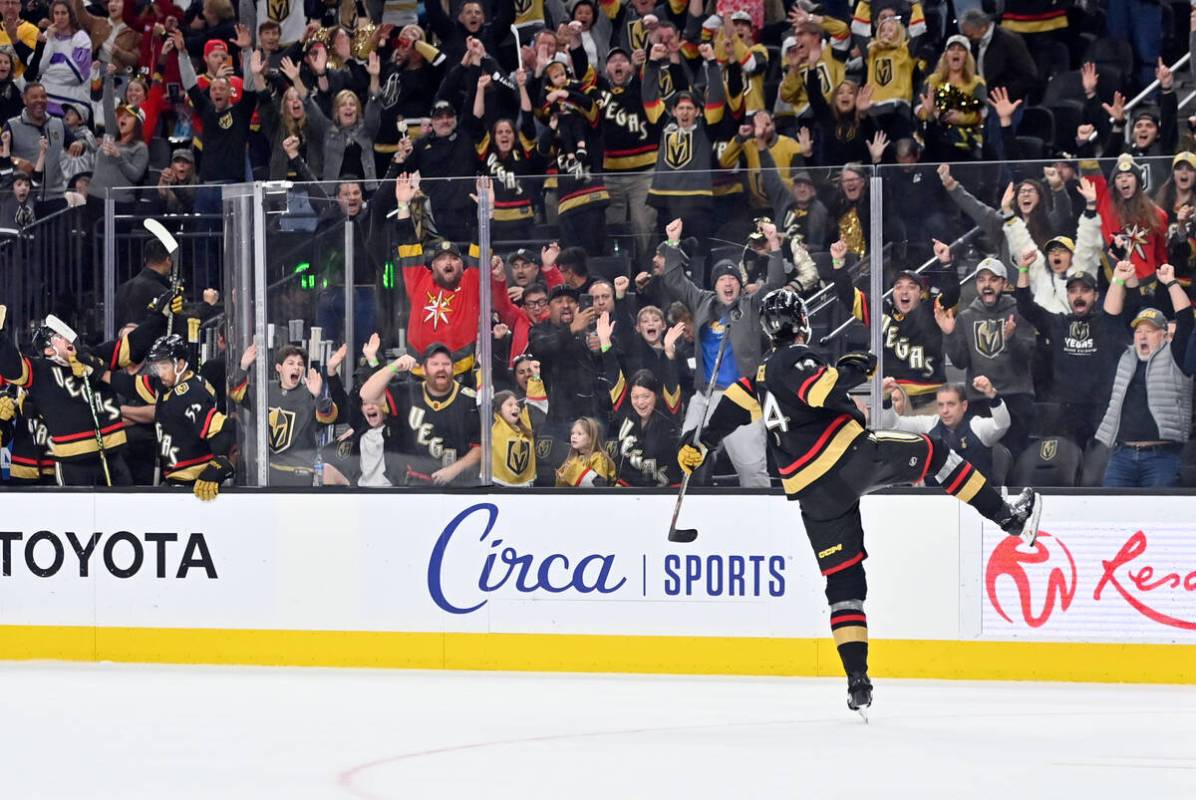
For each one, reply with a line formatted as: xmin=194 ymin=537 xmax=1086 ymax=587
xmin=1 ymin=662 xmax=1193 ymax=799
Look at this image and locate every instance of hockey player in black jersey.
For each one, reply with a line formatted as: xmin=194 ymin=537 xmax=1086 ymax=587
xmin=677 ymin=288 xmax=1042 ymax=716
xmin=0 ymin=386 xmax=54 ymax=484
xmin=0 ymin=296 xmax=173 ymax=485
xmin=103 ymin=334 xmax=235 ymax=500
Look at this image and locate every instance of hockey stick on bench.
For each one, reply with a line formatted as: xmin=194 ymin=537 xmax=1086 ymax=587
xmin=143 ymin=219 xmax=181 ymax=335
xmin=667 ymin=307 xmax=741 ymax=543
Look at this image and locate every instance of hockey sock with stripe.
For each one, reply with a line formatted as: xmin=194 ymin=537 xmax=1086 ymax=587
xmin=929 ymin=443 xmax=1006 ymax=521
xmin=830 ymin=601 xmax=868 ymax=675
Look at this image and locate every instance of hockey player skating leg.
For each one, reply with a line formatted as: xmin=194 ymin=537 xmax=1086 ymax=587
xmin=676 ymin=287 xmax=1041 ymax=717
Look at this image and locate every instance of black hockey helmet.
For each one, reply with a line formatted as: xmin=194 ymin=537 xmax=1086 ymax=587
xmin=32 ymin=324 xmax=58 ymax=354
xmin=146 ymin=333 xmax=189 ymax=364
xmin=760 ymin=288 xmax=812 ymax=345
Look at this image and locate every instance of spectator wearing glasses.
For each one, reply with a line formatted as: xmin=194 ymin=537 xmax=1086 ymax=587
xmin=1098 ymin=261 xmax=1194 ymax=487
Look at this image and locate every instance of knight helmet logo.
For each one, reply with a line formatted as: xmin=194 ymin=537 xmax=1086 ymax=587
xmin=664 ymin=128 xmax=693 ymax=169
xmin=973 ymin=318 xmax=1005 ymax=359
xmin=1039 ymin=439 xmax=1058 ymax=461
xmin=875 ymin=57 xmax=893 ymax=87
xmin=505 ymin=439 xmax=530 ymax=475
xmin=268 ymin=407 xmax=296 ymax=452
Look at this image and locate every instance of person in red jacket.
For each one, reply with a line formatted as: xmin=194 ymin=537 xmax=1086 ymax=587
xmin=1083 ymin=154 xmax=1169 ymax=285
xmin=380 ymin=173 xmax=511 ymax=379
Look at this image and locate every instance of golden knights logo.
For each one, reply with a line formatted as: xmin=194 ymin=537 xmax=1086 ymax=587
xmin=814 ymin=63 xmax=832 ymax=97
xmin=1039 ymin=439 xmax=1058 ymax=461
xmin=1069 ymin=321 xmax=1090 ymax=341
xmin=268 ymin=407 xmax=296 ymax=452
xmin=267 ymin=0 xmax=290 ymax=22
xmin=629 ymin=20 xmax=648 ymax=52
xmin=535 ymin=438 xmax=553 ymax=460
xmin=875 ymin=57 xmax=893 ymax=87
xmin=657 ymin=68 xmax=675 ymax=101
xmin=218 ymin=111 xmax=234 ymax=130
xmin=514 ymin=0 xmax=533 ymax=16
xmin=505 ymin=439 xmax=531 ymax=476
xmin=973 ymin=318 xmax=1005 ymax=359
xmin=664 ymin=127 xmax=693 ymax=169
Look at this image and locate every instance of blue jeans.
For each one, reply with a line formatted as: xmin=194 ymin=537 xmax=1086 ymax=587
xmin=1102 ymin=445 xmax=1181 ymax=488
xmin=1106 ymin=0 xmax=1162 ymax=90
xmin=316 ymin=286 xmax=379 ymax=351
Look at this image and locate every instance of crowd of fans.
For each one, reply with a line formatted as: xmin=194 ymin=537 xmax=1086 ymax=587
xmin=1 ymin=0 xmax=1196 ymax=493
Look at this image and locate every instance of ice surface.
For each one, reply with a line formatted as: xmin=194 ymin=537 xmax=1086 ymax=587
xmin=1 ymin=662 xmax=1193 ymax=799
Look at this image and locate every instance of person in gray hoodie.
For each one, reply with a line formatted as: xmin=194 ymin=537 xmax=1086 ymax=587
xmin=661 ymin=216 xmax=786 ymax=487
xmin=938 ymin=256 xmax=1037 ymax=457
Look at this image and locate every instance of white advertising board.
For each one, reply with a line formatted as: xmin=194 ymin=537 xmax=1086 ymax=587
xmin=980 ymin=510 xmax=1196 ymax=643
xmin=0 ymin=491 xmax=961 ymax=639
xmin=1 ymin=491 xmax=1193 ymax=681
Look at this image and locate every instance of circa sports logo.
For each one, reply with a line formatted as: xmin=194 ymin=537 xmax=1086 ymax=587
xmin=425 ymin=503 xmax=788 ymax=615
xmin=985 ymin=527 xmax=1196 ymax=631
xmin=427 ymin=503 xmax=627 ymax=615
xmin=986 ymin=532 xmax=1077 ymax=628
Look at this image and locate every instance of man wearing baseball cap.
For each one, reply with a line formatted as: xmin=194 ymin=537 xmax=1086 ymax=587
xmin=941 ymin=256 xmax=1036 ymax=456
xmin=358 ymin=341 xmax=482 ymax=486
xmin=1096 ymin=260 xmax=1194 ymax=487
xmin=1015 ymin=257 xmax=1128 ymax=446
xmin=380 ymin=173 xmax=513 ymax=380
xmin=398 ymin=95 xmax=478 ymax=243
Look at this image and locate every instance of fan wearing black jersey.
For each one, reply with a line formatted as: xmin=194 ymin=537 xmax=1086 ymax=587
xmin=676 ymin=288 xmax=1042 ymax=717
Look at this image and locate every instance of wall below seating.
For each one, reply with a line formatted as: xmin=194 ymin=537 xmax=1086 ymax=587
xmin=1 ymin=491 xmax=1192 ymax=683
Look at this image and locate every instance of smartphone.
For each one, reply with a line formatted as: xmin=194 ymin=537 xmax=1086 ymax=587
xmin=579 ymin=293 xmax=593 ymax=310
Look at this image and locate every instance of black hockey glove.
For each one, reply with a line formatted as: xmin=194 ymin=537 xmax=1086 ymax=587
xmin=836 ymin=351 xmax=878 ymax=378
xmin=193 ymin=456 xmax=234 ymax=502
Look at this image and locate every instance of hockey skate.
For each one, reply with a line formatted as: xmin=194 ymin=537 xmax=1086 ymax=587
xmin=847 ymin=671 xmax=872 ymax=722
xmin=998 ymin=488 xmax=1042 ymax=547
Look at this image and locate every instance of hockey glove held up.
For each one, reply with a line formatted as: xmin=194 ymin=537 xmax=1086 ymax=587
xmin=0 ymin=395 xmax=14 ymax=422
xmin=193 ymin=456 xmax=234 ymax=502
xmin=67 ymin=354 xmax=89 ymax=378
xmin=148 ymin=287 xmax=185 ymax=318
xmin=836 ymin=351 xmax=878 ymax=378
xmin=677 ymin=442 xmax=708 ymax=475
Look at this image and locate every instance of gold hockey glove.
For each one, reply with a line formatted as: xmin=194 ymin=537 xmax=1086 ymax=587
xmin=677 ymin=442 xmax=709 ymax=475
xmin=193 ymin=456 xmax=233 ymax=502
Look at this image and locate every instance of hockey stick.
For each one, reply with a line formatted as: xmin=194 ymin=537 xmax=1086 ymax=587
xmin=668 ymin=307 xmax=741 ymax=543
xmin=143 ymin=219 xmax=181 ymax=335
xmin=76 ymin=365 xmax=113 ymax=487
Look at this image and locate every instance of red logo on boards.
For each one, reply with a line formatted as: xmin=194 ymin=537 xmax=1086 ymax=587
xmin=985 ymin=532 xmax=1077 ymax=627
xmin=1094 ymin=530 xmax=1196 ymax=631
